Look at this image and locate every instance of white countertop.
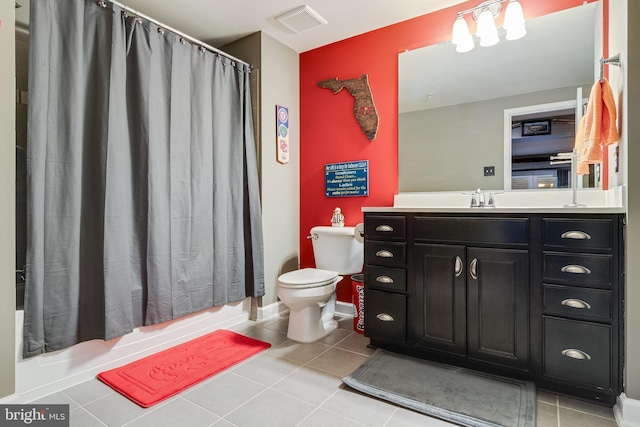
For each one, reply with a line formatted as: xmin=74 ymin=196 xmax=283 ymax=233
xmin=362 ymin=186 xmax=626 ymax=214
xmin=362 ymin=206 xmax=625 ymax=214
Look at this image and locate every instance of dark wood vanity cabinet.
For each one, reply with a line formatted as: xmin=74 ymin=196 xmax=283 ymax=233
xmin=537 ymin=217 xmax=623 ymax=402
xmin=412 ymin=244 xmax=529 ymax=369
xmin=411 ymin=216 xmax=530 ymax=369
xmin=363 ymin=215 xmax=408 ymax=344
xmin=363 ymin=211 xmax=624 ymax=404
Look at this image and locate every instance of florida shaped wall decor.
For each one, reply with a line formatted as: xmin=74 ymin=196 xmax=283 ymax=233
xmin=317 ymin=74 xmax=379 ymax=141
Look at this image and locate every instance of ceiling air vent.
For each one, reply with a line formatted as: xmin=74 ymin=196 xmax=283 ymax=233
xmin=275 ymin=5 xmax=327 ymax=34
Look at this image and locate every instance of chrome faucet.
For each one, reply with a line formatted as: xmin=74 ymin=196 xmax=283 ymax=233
xmin=476 ymin=188 xmax=485 ymax=207
xmin=467 ymin=188 xmax=485 ymax=207
xmin=465 ymin=188 xmax=499 ymax=208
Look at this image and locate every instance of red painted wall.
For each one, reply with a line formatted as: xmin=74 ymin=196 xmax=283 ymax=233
xmin=299 ymin=0 xmax=599 ymax=301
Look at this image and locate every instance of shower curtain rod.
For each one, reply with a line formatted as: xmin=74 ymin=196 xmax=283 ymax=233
xmin=103 ymin=0 xmax=251 ymax=68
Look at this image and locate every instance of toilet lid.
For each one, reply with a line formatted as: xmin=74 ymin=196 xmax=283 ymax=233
xmin=278 ymin=268 xmax=339 ymax=289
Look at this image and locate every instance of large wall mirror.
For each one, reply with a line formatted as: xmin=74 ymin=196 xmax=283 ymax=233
xmin=398 ymin=3 xmax=599 ymax=193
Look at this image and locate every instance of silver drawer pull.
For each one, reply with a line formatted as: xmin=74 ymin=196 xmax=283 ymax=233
xmin=376 ymin=313 xmax=394 ymax=322
xmin=562 ymin=349 xmax=592 ymax=360
xmin=561 ymin=231 xmax=592 ymax=240
xmin=561 ymin=298 xmax=592 ymax=310
xmin=376 ymin=276 xmax=394 ymax=284
xmin=469 ymin=258 xmax=478 ymax=280
xmin=454 ymin=256 xmax=463 ymax=277
xmin=376 ymin=250 xmax=394 ymax=258
xmin=561 ymin=264 xmax=591 ymax=274
xmin=376 ymin=225 xmax=394 ymax=232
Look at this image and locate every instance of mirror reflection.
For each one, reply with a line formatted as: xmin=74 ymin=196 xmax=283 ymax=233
xmin=398 ymin=3 xmax=598 ymax=192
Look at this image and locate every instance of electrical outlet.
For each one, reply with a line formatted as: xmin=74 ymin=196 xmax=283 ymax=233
xmin=484 ymin=166 xmax=495 ymax=176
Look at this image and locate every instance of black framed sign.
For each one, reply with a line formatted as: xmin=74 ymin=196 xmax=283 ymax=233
xmin=325 ymin=160 xmax=369 ymax=197
xmin=522 ymin=119 xmax=552 ymax=136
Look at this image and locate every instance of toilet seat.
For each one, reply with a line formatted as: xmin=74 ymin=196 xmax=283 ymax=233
xmin=278 ymin=268 xmax=339 ymax=289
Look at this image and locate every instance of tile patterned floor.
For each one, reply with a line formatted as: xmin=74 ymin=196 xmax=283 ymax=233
xmin=30 ymin=316 xmax=618 ymax=426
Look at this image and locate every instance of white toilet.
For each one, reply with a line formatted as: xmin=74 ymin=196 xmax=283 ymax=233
xmin=277 ymin=225 xmax=364 ymax=343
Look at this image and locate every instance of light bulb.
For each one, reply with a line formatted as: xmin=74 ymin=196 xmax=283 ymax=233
xmin=451 ymin=14 xmax=469 ymax=45
xmin=456 ymin=33 xmax=475 ymax=53
xmin=504 ymin=0 xmax=526 ymax=40
xmin=476 ymin=8 xmax=499 ymax=47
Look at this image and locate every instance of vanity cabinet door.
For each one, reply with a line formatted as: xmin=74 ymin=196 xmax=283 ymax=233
xmin=467 ymin=247 xmax=529 ymax=370
xmin=543 ymin=316 xmax=612 ymax=390
xmin=365 ymin=215 xmax=406 ymax=240
xmin=537 ymin=215 xmax=622 ymax=401
xmin=543 ymin=219 xmax=613 ymax=250
xmin=365 ymin=241 xmax=407 ymax=267
xmin=412 ymin=243 xmax=466 ymax=356
xmin=366 ymin=289 xmax=407 ymax=343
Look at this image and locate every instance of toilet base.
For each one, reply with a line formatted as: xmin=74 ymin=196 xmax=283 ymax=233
xmin=286 ymin=304 xmax=338 ymax=343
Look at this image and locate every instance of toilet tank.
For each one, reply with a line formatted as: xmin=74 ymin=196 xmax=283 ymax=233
xmin=311 ymin=226 xmax=363 ymax=275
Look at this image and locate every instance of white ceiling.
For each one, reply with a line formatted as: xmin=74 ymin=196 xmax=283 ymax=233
xmin=14 ymin=1 xmax=599 ymax=113
xmin=14 ymin=0 xmax=466 ymax=52
xmin=103 ymin=0 xmax=467 ymax=53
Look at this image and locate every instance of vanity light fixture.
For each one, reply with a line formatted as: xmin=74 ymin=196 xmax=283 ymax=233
xmin=504 ymin=0 xmax=527 ymax=40
xmin=475 ymin=6 xmax=500 ymax=47
xmin=451 ymin=0 xmax=526 ymax=52
xmin=452 ymin=14 xmax=475 ymax=53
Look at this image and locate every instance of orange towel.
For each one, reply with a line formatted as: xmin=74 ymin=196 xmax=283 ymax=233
xmin=575 ymin=78 xmax=619 ymax=175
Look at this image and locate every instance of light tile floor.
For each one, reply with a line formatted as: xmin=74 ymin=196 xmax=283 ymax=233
xmin=31 ymin=316 xmax=618 ymax=427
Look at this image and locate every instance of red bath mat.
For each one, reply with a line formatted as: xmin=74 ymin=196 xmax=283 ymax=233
xmin=98 ymin=329 xmax=271 ymax=408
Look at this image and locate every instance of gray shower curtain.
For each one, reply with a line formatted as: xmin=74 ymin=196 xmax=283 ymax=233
xmin=24 ymin=0 xmax=264 ymax=358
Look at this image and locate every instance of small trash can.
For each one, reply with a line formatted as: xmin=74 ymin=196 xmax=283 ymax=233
xmin=352 ymin=274 xmax=365 ymax=334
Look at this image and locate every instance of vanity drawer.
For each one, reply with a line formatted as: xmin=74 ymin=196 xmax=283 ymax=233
xmin=414 ymin=217 xmax=528 ymax=245
xmin=365 ymin=215 xmax=406 ymax=240
xmin=543 ymin=284 xmax=612 ymax=322
xmin=543 ymin=252 xmax=612 ymax=288
xmin=365 ymin=289 xmax=406 ymax=343
xmin=543 ymin=316 xmax=611 ymax=390
xmin=365 ymin=265 xmax=406 ymax=292
xmin=365 ymin=241 xmax=406 ymax=266
xmin=544 ymin=219 xmax=613 ymax=250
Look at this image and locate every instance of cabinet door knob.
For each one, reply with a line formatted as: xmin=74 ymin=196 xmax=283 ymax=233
xmin=561 ymin=264 xmax=591 ymax=274
xmin=376 ymin=275 xmax=394 ymax=284
xmin=454 ymin=256 xmax=463 ymax=277
xmin=376 ymin=313 xmax=394 ymax=322
xmin=561 ymin=298 xmax=592 ymax=309
xmin=376 ymin=250 xmax=394 ymax=258
xmin=562 ymin=348 xmax=592 ymax=360
xmin=376 ymin=225 xmax=394 ymax=232
xmin=469 ymin=258 xmax=478 ymax=280
xmin=561 ymin=230 xmax=592 ymax=240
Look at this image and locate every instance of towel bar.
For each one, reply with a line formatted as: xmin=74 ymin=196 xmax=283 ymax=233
xmin=600 ymin=53 xmax=621 ymax=82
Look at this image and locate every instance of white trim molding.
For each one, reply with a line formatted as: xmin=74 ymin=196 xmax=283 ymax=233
xmin=255 ymin=300 xmax=289 ymax=321
xmin=615 ymin=393 xmax=640 ymax=426
xmin=256 ymin=300 xmax=355 ymax=321
xmin=336 ymin=301 xmax=356 ymax=318
xmin=2 ymin=300 xmax=251 ymax=404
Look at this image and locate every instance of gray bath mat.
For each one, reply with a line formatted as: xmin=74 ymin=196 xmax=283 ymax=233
xmin=343 ymin=349 xmax=536 ymax=427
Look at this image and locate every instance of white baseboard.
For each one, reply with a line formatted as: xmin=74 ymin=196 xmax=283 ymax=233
xmin=257 ymin=300 xmax=355 ymax=322
xmin=615 ymin=393 xmax=640 ymax=426
xmin=2 ymin=298 xmax=356 ymax=404
xmin=336 ymin=301 xmax=356 ymax=318
xmin=2 ymin=300 xmax=251 ymax=404
xmin=255 ymin=300 xmax=289 ymax=321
